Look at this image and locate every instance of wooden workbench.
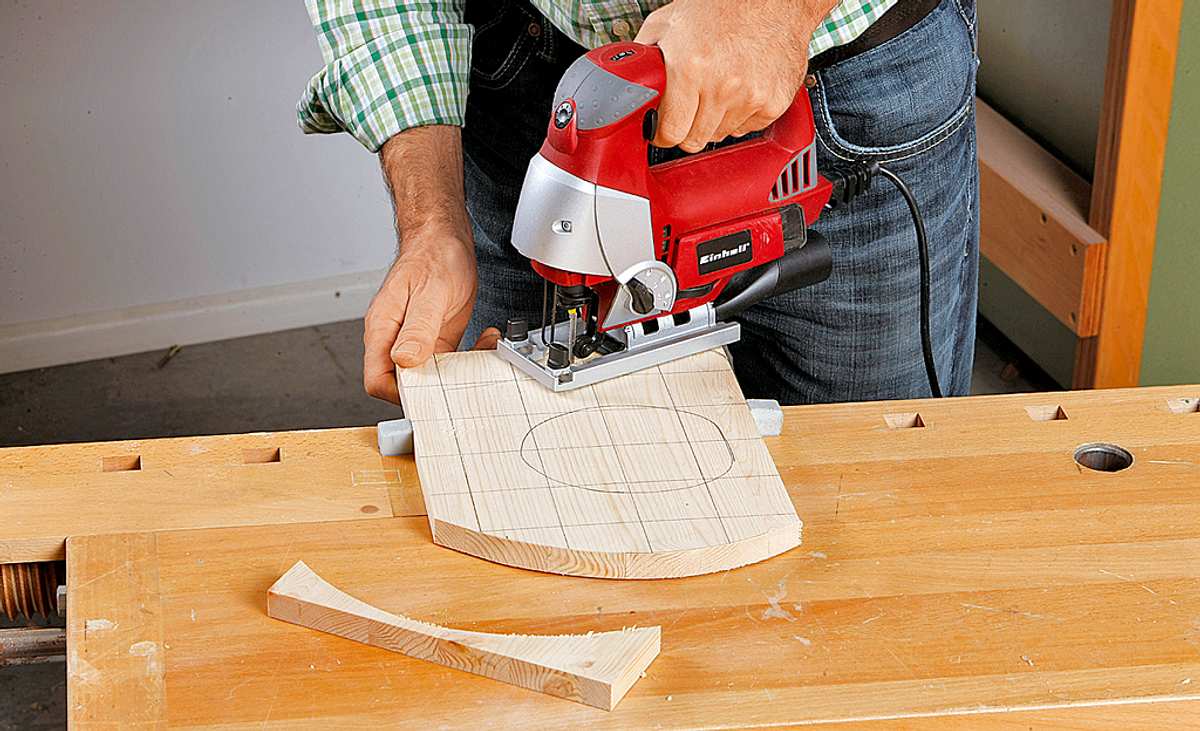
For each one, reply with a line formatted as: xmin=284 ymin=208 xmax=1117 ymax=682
xmin=6 ymin=385 xmax=1200 ymax=727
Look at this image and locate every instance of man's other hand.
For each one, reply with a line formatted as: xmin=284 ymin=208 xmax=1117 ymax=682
xmin=363 ymin=229 xmax=478 ymax=404
xmin=635 ymin=0 xmax=836 ymax=152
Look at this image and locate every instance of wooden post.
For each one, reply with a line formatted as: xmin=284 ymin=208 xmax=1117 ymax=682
xmin=1074 ymin=0 xmax=1185 ymax=388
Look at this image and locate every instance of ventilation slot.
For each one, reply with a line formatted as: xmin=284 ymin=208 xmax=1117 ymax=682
xmin=768 ymin=144 xmax=816 ymax=203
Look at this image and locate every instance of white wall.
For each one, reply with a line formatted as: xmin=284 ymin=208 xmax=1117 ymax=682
xmin=977 ymin=0 xmax=1111 ymax=177
xmin=0 ymin=1 xmax=397 ymax=372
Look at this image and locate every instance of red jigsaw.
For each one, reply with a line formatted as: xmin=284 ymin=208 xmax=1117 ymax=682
xmin=497 ymin=41 xmax=835 ymax=391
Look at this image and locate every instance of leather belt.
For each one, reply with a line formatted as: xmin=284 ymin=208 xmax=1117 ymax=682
xmin=809 ymin=0 xmax=943 ymax=70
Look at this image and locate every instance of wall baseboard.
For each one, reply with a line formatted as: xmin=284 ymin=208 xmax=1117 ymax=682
xmin=0 ymin=269 xmax=386 ymax=375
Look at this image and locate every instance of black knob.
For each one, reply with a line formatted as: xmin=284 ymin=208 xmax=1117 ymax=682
xmin=505 ymin=318 xmax=529 ymax=342
xmin=627 ymin=278 xmax=655 ymax=315
xmin=546 ymin=342 xmax=571 ymax=369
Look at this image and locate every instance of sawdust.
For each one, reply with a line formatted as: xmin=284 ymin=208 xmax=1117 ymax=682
xmin=762 ymin=580 xmax=799 ymax=622
xmin=84 ymin=618 xmax=115 ymax=634
xmin=128 ymin=641 xmax=164 ymax=678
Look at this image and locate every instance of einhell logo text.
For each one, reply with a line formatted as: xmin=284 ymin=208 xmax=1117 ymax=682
xmin=699 ymin=242 xmax=750 ymax=267
xmin=697 ymin=231 xmax=753 ymax=274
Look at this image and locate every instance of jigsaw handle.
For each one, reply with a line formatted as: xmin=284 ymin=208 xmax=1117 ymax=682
xmin=588 ymin=42 xmax=815 ymax=156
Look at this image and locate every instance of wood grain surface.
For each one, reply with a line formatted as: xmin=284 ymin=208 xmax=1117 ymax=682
xmin=62 ymin=384 xmax=1200 ymax=727
xmin=267 ymin=561 xmax=659 ymax=710
xmin=1 ymin=426 xmax=422 ymax=563
xmin=397 ymin=349 xmax=801 ymax=579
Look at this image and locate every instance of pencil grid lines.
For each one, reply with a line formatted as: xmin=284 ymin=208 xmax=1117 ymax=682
xmin=400 ymin=350 xmax=798 ymax=554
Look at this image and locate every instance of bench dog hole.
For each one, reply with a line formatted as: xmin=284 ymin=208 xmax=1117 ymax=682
xmin=102 ymin=455 xmax=141 ymax=472
xmin=884 ymin=412 xmax=925 ymax=429
xmin=1026 ymin=405 xmax=1068 ymax=422
xmin=243 ymin=447 xmax=281 ymax=464
xmin=1074 ymin=443 xmax=1133 ymax=472
xmin=1167 ymin=398 xmax=1199 ymax=414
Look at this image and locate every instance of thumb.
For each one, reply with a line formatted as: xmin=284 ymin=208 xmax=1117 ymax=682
xmin=391 ymin=291 xmax=446 ymax=368
xmin=472 ymin=327 xmax=502 ymax=351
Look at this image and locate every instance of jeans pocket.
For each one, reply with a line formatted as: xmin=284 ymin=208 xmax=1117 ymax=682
xmin=467 ymin=0 xmax=539 ymax=91
xmin=812 ymin=0 xmax=977 ymax=161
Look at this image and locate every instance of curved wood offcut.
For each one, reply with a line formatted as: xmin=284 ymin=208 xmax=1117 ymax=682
xmin=266 ymin=561 xmax=660 ymax=710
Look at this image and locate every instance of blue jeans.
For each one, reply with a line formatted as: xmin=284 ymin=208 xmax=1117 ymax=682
xmin=460 ymin=0 xmax=980 ymax=404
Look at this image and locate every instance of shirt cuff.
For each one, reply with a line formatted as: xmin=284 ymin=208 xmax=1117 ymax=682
xmin=297 ymin=23 xmax=472 ymax=152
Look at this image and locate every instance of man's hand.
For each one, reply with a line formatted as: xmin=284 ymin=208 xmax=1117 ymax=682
xmin=635 ymin=0 xmax=837 ymax=152
xmin=364 ymin=126 xmax=496 ymax=404
xmin=363 ymin=228 xmax=477 ymax=403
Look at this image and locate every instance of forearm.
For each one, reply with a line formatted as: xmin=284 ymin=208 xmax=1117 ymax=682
xmin=379 ymin=125 xmax=472 ymax=254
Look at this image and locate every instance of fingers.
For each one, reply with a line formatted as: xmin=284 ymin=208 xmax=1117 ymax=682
xmin=392 ymin=288 xmax=447 ymax=368
xmin=679 ymin=92 xmax=726 ymax=152
xmin=363 ymin=300 xmax=405 ymax=405
xmin=472 ymin=327 xmax=502 ymax=351
xmin=363 ymin=266 xmax=411 ymax=403
xmin=735 ymin=112 xmax=778 ymax=138
xmin=734 ymin=92 xmax=795 ymax=137
xmin=715 ymin=105 xmax=756 ymax=143
xmin=653 ymin=66 xmax=699 ymax=148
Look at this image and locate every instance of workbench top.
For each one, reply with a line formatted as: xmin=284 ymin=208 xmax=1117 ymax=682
xmin=7 ymin=385 xmax=1200 ymax=726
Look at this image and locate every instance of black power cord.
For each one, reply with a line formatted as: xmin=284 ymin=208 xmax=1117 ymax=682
xmin=826 ymin=161 xmax=943 ymax=398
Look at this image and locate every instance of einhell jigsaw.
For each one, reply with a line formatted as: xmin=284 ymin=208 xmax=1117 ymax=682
xmin=496 ymin=41 xmax=836 ymax=391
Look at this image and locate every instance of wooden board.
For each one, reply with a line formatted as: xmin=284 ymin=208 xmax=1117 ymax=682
xmin=0 ymin=426 xmax=424 ymax=563
xmin=63 ymin=384 xmax=1200 ymax=727
xmin=267 ymin=561 xmax=659 ymax=710
xmin=397 ymin=349 xmax=800 ymax=578
xmin=976 ymin=98 xmax=1108 ymax=336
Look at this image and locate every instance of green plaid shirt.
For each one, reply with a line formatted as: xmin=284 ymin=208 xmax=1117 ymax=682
xmin=300 ymin=1 xmax=899 ymax=152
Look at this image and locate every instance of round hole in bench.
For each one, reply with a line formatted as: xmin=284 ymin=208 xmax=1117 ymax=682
xmin=1074 ymin=443 xmax=1133 ymax=472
